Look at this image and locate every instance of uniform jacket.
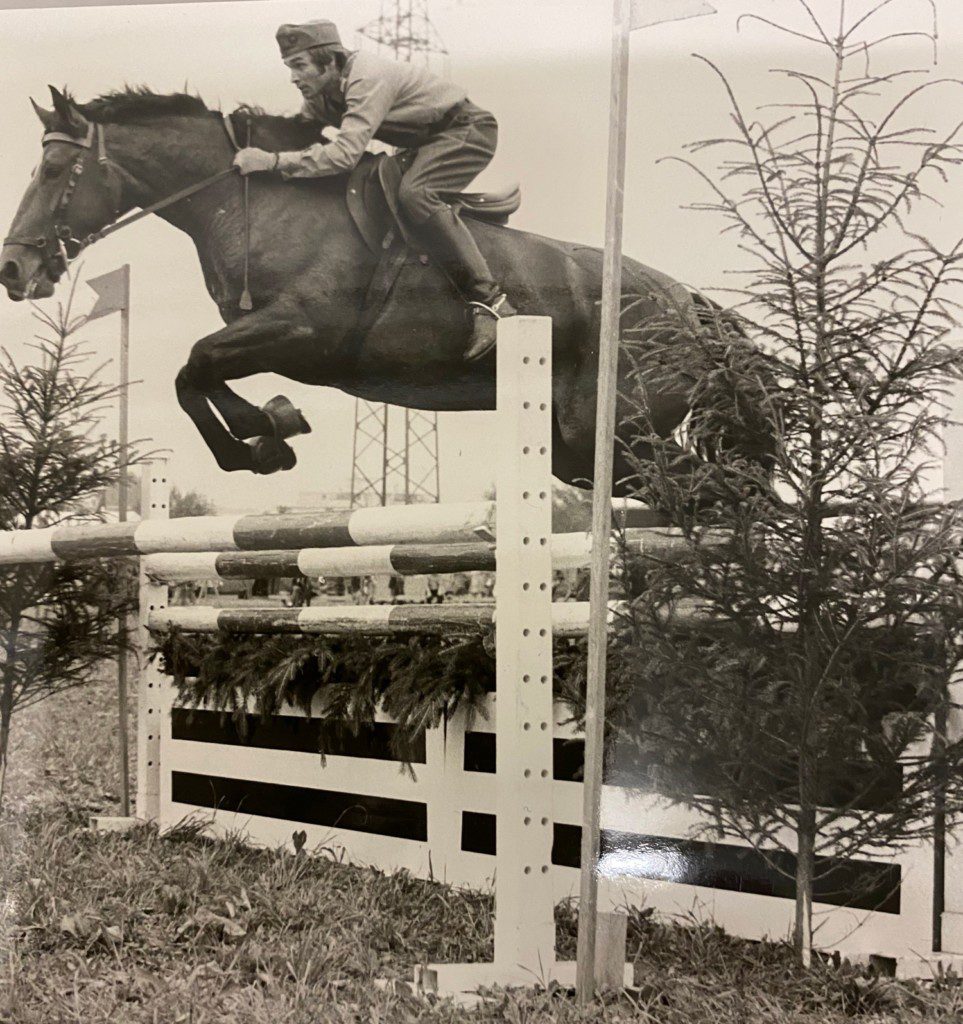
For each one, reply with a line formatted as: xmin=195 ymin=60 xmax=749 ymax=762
xmin=277 ymin=50 xmax=467 ymax=178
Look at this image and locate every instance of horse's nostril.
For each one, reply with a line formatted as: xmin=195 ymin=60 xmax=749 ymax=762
xmin=0 ymin=260 xmax=22 ymax=286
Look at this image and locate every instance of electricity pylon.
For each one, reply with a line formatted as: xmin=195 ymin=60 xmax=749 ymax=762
xmin=349 ymin=1 xmax=447 ymax=507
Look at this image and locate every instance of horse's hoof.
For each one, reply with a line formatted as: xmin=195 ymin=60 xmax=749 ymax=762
xmin=262 ymin=395 xmax=312 ymax=440
xmin=247 ymin=435 xmax=297 ymax=474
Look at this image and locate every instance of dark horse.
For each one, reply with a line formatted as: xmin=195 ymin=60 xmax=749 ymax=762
xmin=1 ymin=87 xmax=767 ymax=493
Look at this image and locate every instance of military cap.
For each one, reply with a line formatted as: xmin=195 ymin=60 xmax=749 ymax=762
xmin=276 ymin=20 xmax=343 ymax=60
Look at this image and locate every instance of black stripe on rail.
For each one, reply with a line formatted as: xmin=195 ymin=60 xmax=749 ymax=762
xmin=214 ymin=551 xmax=301 ymax=578
xmin=459 ymin=813 xmax=899 ymax=914
xmin=50 ymin=522 xmax=140 ymax=560
xmin=233 ymin=512 xmax=355 ymax=550
xmin=171 ymin=771 xmax=427 ymax=842
xmin=391 ymin=542 xmax=497 ymax=575
xmin=171 ymin=708 xmax=426 ymax=763
xmin=463 ymin=733 xmax=901 ymax=810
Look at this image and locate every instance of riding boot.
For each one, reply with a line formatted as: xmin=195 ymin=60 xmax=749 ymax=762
xmin=417 ymin=207 xmax=516 ymax=362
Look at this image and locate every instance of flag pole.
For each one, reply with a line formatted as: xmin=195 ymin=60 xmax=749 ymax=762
xmin=85 ymin=263 xmax=135 ymax=817
xmin=116 ymin=263 xmax=131 ymax=818
xmin=575 ymin=0 xmax=632 ymax=1004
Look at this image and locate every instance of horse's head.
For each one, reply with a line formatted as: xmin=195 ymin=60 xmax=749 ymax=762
xmin=1 ymin=87 xmax=121 ymax=301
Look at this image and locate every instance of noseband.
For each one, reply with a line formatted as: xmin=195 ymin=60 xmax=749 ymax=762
xmin=3 ymin=122 xmax=121 ymax=280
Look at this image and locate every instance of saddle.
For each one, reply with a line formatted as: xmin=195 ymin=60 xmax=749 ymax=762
xmin=343 ymin=152 xmax=521 ymax=347
xmin=346 ymin=150 xmax=521 ymax=255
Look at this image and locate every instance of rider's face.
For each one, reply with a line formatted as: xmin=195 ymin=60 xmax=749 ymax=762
xmin=285 ymin=53 xmax=340 ymax=101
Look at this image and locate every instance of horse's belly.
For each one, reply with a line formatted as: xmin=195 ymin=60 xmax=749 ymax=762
xmin=337 ymin=377 xmax=497 ymax=412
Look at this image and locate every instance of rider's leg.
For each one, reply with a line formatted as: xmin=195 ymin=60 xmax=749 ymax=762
xmin=399 ymin=104 xmax=516 ymax=362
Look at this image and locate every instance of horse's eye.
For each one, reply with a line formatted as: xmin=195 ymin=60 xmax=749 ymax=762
xmin=41 ymin=162 xmax=64 ymax=181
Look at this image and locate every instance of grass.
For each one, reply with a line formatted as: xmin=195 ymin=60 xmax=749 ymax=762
xmin=0 ymin=672 xmax=961 ymax=1022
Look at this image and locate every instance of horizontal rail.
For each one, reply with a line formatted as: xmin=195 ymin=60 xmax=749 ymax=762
xmin=147 ymin=601 xmax=624 ymax=638
xmin=0 ymin=505 xmax=676 ymax=567
xmin=0 ymin=503 xmax=496 ymax=565
xmin=142 ymin=529 xmax=707 ymax=583
xmin=145 ymin=599 xmax=717 ymax=638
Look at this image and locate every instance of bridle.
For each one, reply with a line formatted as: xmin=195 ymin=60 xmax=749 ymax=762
xmin=3 ymin=123 xmax=119 ymax=280
xmin=4 ymin=120 xmax=237 ymax=282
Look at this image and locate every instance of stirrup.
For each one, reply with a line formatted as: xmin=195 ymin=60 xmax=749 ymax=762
xmin=469 ymin=293 xmax=514 ymax=319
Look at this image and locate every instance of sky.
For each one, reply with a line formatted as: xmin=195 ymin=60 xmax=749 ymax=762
xmin=0 ymin=0 xmax=961 ymax=512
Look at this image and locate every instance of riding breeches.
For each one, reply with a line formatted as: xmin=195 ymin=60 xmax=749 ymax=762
xmin=397 ymin=102 xmax=498 ymax=225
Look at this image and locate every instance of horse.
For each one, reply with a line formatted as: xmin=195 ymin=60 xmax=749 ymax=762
xmin=0 ymin=86 xmax=772 ymax=494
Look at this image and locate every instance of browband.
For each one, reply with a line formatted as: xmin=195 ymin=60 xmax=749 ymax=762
xmin=42 ymin=123 xmax=96 ymax=149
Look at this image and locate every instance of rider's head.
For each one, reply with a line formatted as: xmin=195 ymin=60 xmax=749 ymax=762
xmin=276 ymin=21 xmax=347 ymax=101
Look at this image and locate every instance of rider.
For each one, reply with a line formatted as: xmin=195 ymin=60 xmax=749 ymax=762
xmin=233 ymin=18 xmax=516 ymax=362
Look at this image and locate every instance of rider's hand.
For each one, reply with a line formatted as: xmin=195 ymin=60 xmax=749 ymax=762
xmin=233 ymin=147 xmax=279 ymax=175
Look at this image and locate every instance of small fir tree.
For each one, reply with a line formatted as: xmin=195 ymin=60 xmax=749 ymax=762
xmin=0 ymin=280 xmax=135 ymax=810
xmin=614 ymin=0 xmax=963 ymax=966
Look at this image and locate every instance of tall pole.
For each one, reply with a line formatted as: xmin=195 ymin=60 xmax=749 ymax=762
xmin=575 ymin=0 xmax=631 ymax=1004
xmin=116 ymin=263 xmax=131 ymax=818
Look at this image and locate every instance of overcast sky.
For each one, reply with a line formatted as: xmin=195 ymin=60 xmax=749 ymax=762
xmin=0 ymin=0 xmax=960 ymax=512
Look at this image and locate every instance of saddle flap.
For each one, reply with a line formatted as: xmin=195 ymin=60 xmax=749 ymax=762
xmin=346 ymin=153 xmax=403 ymax=255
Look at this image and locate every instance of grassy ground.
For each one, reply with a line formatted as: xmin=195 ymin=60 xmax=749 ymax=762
xmin=0 ymin=673 xmax=961 ymax=1022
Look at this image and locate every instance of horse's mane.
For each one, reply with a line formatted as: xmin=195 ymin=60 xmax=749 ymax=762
xmin=68 ymin=87 xmax=320 ymax=149
xmin=75 ymin=86 xmax=210 ymax=123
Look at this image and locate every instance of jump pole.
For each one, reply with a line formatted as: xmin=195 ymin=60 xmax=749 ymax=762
xmin=576 ymin=1 xmax=720 ymax=1001
xmin=575 ymin=0 xmax=632 ymax=1002
xmin=140 ymin=530 xmax=690 ymax=583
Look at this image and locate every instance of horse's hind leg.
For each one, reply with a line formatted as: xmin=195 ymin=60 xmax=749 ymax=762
xmin=206 ymin=384 xmax=273 ymax=440
xmin=174 ymin=374 xmax=257 ymax=473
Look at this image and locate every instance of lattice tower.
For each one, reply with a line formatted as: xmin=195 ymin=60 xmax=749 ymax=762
xmin=349 ymin=1 xmax=448 ymax=508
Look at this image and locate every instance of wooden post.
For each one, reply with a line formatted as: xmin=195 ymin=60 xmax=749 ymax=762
xmin=595 ymin=912 xmax=629 ymax=991
xmin=938 ymin=388 xmax=963 ymax=956
xmin=418 ymin=316 xmax=559 ymax=1000
xmin=576 ymin=0 xmax=631 ymax=1004
xmin=116 ymin=263 xmax=131 ymax=817
xmin=136 ymin=461 xmax=169 ymax=822
xmin=491 ymin=317 xmax=556 ymax=980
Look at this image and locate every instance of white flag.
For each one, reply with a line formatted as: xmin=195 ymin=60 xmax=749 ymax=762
xmin=631 ymin=0 xmax=717 ymax=30
xmin=85 ymin=266 xmax=129 ymax=321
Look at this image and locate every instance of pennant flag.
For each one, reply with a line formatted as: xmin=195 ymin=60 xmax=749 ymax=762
xmin=631 ymin=0 xmax=717 ymax=30
xmin=86 ymin=266 xmax=129 ymax=321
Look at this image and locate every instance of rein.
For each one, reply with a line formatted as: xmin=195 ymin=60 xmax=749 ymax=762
xmin=85 ymin=166 xmax=236 ymax=245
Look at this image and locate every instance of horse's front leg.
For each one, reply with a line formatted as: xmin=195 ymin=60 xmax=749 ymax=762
xmin=175 ymin=307 xmax=315 ymax=474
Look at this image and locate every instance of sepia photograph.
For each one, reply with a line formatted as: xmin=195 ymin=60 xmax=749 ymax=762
xmin=0 ymin=0 xmax=962 ymax=1018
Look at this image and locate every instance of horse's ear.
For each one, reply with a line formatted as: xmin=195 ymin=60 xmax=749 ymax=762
xmin=47 ymin=85 xmax=87 ymax=136
xmin=30 ymin=97 xmax=57 ymax=131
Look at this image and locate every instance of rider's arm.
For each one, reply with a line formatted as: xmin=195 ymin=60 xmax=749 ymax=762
xmin=276 ymin=75 xmax=398 ymax=178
